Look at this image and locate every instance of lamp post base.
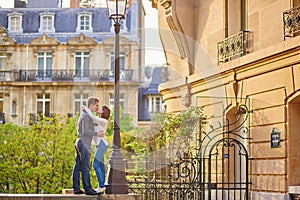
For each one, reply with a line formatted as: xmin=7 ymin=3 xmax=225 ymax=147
xmin=106 ymin=157 xmax=128 ymax=194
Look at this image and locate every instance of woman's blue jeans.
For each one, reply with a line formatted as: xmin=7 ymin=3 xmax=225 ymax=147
xmin=93 ymin=140 xmax=108 ymax=188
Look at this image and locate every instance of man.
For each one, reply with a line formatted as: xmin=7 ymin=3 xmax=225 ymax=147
xmin=72 ymin=97 xmax=104 ymax=195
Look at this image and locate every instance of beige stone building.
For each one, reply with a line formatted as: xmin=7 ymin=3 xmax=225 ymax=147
xmin=151 ymin=0 xmax=300 ymax=199
xmin=0 ymin=1 xmax=144 ymax=125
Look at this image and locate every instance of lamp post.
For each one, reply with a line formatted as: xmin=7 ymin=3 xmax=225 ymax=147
xmin=106 ymin=0 xmax=128 ymax=194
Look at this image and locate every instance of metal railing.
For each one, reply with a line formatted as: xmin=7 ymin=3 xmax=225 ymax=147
xmin=127 ymin=157 xmax=203 ymax=200
xmin=217 ymin=31 xmax=251 ymax=63
xmin=16 ymin=69 xmax=134 ymax=82
xmin=127 ymin=105 xmax=251 ymax=200
xmin=283 ymin=6 xmax=300 ymax=40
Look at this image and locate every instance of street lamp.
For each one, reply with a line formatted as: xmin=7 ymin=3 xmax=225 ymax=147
xmin=106 ymin=0 xmax=128 ymax=194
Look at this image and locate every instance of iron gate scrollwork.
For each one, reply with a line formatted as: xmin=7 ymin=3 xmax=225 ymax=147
xmin=127 ymin=104 xmax=250 ymax=200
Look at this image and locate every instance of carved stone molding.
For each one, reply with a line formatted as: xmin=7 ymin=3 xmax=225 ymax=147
xmin=0 ymin=25 xmax=8 ymax=45
xmin=166 ymin=15 xmax=186 ymax=59
xmin=160 ymin=1 xmax=194 ymax=74
xmin=31 ymin=34 xmax=59 ymax=46
xmin=160 ymin=0 xmax=171 ymax=9
xmin=67 ymin=33 xmax=97 ymax=46
xmin=160 ymin=0 xmax=172 ymax=15
xmin=32 ymin=46 xmax=56 ymax=58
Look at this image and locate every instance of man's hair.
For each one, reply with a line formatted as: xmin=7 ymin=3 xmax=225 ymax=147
xmin=101 ymin=105 xmax=110 ymax=120
xmin=87 ymin=97 xmax=99 ymax=107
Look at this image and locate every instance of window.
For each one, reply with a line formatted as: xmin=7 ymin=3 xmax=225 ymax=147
xmin=109 ymin=93 xmax=124 ymax=110
xmin=39 ymin=12 xmax=55 ymax=33
xmin=7 ymin=12 xmax=23 ymax=33
xmin=110 ymin=51 xmax=125 ymax=78
xmin=226 ymin=0 xmax=247 ymax=36
xmin=0 ymin=51 xmax=7 ymax=70
xmin=37 ymin=93 xmax=50 ymax=117
xmin=74 ymin=52 xmax=90 ymax=79
xmin=148 ymin=95 xmax=162 ymax=113
xmin=76 ymin=12 xmax=93 ymax=32
xmin=37 ymin=52 xmax=52 ymax=80
xmin=74 ymin=93 xmax=89 ymax=114
xmin=11 ymin=99 xmax=17 ymax=117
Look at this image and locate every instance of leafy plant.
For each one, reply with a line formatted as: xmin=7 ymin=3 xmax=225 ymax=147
xmin=143 ymin=106 xmax=207 ymax=155
xmin=0 ymin=114 xmax=77 ymax=194
xmin=123 ymin=106 xmax=207 ymax=175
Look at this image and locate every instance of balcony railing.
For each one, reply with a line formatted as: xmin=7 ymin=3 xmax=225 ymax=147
xmin=217 ymin=31 xmax=252 ymax=63
xmin=283 ymin=6 xmax=300 ymax=40
xmin=14 ymin=69 xmax=134 ymax=82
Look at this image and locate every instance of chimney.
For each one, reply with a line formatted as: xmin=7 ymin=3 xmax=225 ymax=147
xmin=70 ymin=0 xmax=80 ymax=8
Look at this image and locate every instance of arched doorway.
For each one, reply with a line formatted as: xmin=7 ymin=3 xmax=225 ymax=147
xmin=288 ymin=94 xmax=300 ymax=186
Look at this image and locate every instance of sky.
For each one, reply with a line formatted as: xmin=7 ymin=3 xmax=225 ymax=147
xmin=0 ymin=0 xmax=166 ymax=66
xmin=142 ymin=0 xmax=166 ymax=67
xmin=0 ymin=0 xmax=14 ymax=8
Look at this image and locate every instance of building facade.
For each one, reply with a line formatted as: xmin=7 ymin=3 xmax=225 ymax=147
xmin=0 ymin=1 xmax=144 ymax=125
xmin=138 ymin=66 xmax=164 ymax=121
xmin=151 ymin=0 xmax=300 ymax=199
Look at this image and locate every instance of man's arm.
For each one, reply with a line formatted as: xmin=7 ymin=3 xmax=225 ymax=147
xmin=82 ymin=113 xmax=105 ymax=137
xmin=82 ymin=105 xmax=108 ymax=128
xmin=81 ymin=113 xmax=97 ymax=136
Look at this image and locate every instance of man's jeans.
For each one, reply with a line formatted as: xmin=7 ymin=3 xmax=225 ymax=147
xmin=93 ymin=140 xmax=108 ymax=188
xmin=72 ymin=138 xmax=93 ymax=192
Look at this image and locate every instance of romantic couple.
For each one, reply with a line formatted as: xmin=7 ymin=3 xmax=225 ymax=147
xmin=71 ymin=97 xmax=110 ymax=195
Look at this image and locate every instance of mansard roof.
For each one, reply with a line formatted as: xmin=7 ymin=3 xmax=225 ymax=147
xmin=0 ymin=4 xmax=138 ymax=44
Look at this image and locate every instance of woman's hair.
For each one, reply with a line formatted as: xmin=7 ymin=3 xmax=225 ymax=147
xmin=101 ymin=105 xmax=110 ymax=120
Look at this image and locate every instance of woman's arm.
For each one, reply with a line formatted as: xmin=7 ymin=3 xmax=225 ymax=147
xmin=82 ymin=105 xmax=107 ymax=128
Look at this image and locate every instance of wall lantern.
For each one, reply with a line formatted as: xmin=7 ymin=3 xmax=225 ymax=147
xmin=270 ymin=127 xmax=281 ymax=148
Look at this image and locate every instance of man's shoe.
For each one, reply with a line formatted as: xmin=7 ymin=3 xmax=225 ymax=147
xmin=85 ymin=189 xmax=99 ymax=195
xmin=96 ymin=187 xmax=106 ymax=194
xmin=74 ymin=190 xmax=84 ymax=194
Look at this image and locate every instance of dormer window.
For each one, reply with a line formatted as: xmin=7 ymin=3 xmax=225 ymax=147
xmin=7 ymin=12 xmax=23 ymax=33
xmin=76 ymin=11 xmax=93 ymax=32
xmin=39 ymin=12 xmax=55 ymax=33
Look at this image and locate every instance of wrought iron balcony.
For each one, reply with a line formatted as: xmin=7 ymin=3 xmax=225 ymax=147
xmin=15 ymin=69 xmax=134 ymax=82
xmin=0 ymin=70 xmax=18 ymax=81
xmin=217 ymin=31 xmax=252 ymax=63
xmin=283 ymin=6 xmax=300 ymax=40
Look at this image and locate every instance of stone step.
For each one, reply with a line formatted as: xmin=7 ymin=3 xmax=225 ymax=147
xmin=0 ymin=194 xmax=141 ymax=200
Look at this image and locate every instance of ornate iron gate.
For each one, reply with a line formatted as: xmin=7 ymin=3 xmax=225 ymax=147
xmin=127 ymin=104 xmax=250 ymax=200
